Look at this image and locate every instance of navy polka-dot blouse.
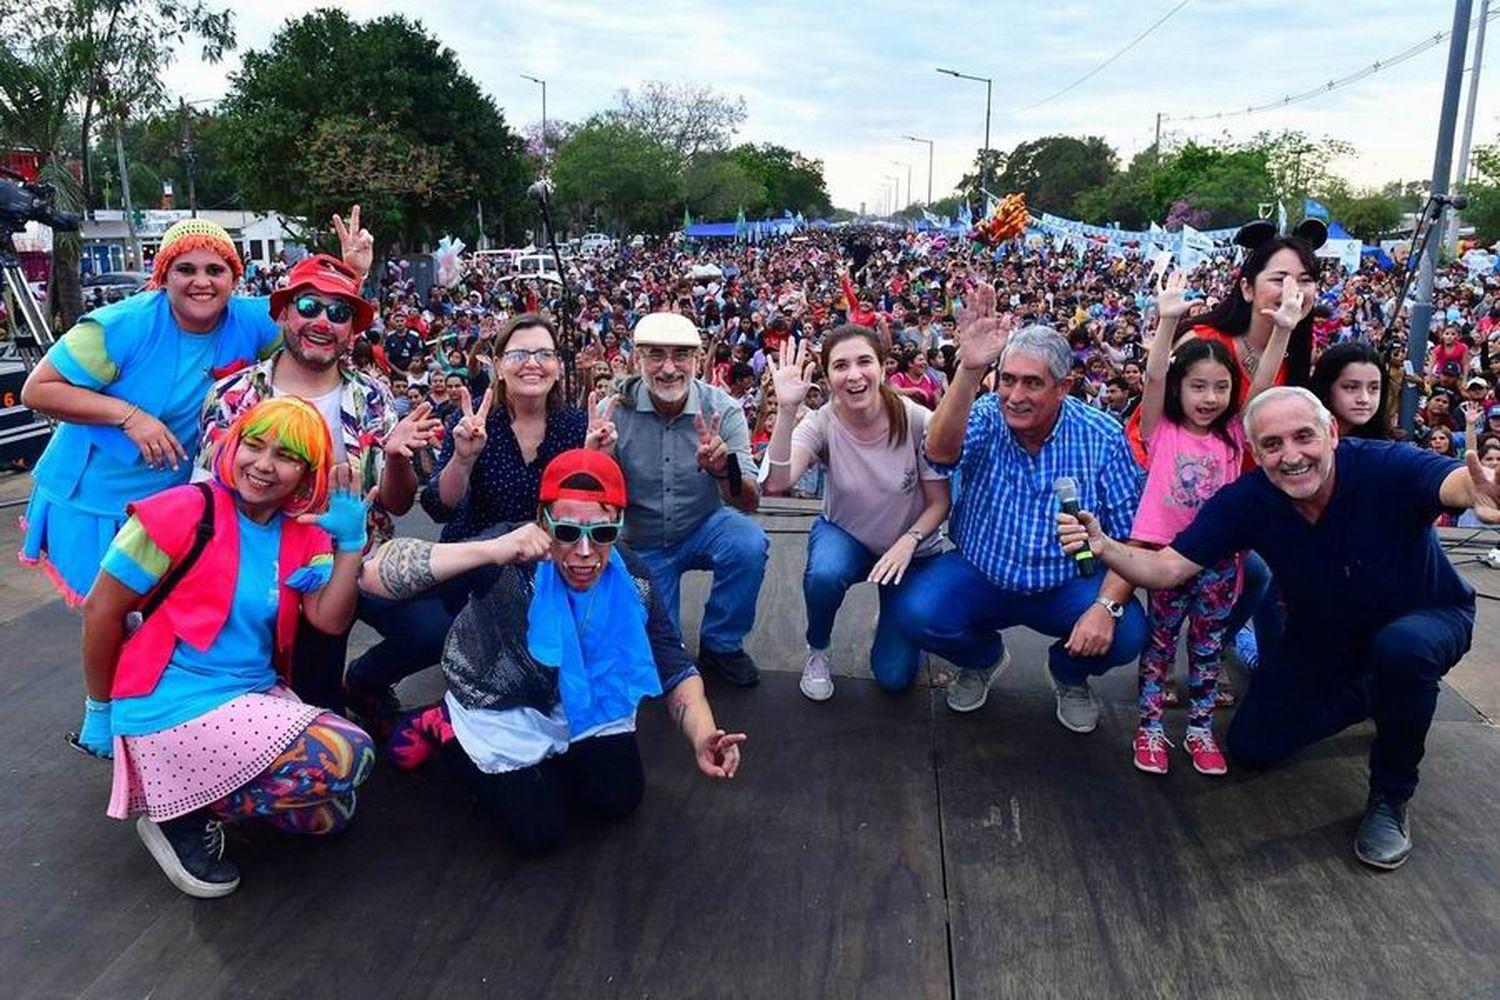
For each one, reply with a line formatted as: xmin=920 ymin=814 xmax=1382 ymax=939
xmin=420 ymin=406 xmax=588 ymax=542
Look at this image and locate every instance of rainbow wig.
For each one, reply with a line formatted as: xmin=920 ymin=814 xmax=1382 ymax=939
xmin=213 ymin=397 xmax=334 ymax=517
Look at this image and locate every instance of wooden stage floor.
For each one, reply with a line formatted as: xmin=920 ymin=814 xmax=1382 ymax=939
xmin=7 ymin=504 xmax=1500 ymax=999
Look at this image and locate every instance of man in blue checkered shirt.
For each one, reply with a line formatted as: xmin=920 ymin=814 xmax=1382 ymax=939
xmin=891 ymin=288 xmax=1146 ymax=731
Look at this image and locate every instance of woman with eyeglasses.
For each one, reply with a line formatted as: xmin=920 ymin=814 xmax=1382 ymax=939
xmin=19 ymin=211 xmax=371 ymax=605
xmin=363 ymin=449 xmax=743 ymax=855
xmin=345 ymin=314 xmax=588 ymax=723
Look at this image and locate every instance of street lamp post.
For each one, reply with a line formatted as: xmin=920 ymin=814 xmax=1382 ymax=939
xmin=521 ymin=74 xmax=548 ymax=162
xmin=903 ymin=135 xmax=934 ymax=205
xmin=884 ymin=174 xmax=902 ymax=215
xmin=937 ymin=68 xmax=992 ymax=199
xmin=891 ymin=160 xmax=911 ymax=212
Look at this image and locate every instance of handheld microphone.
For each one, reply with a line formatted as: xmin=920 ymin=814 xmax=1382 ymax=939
xmin=1053 ymin=476 xmax=1096 ymax=577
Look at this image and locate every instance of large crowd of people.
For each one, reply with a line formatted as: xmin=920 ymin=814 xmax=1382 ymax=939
xmin=16 ymin=206 xmax=1500 ymax=897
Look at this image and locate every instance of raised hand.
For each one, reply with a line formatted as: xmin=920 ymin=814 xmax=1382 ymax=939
xmin=771 ymin=337 xmax=816 ymax=408
xmin=1262 ymin=274 xmax=1307 ymax=332
xmin=695 ymin=728 xmax=746 ymax=779
xmin=584 ymin=390 xmax=618 ymax=453
xmin=384 ymin=401 xmax=441 ymax=460
xmin=694 ymin=410 xmax=729 ymax=476
xmin=1467 ymin=451 xmax=1500 ymax=525
xmin=299 ymin=472 xmax=375 ymax=552
xmin=332 ymin=204 xmax=374 ymax=279
xmin=955 ymin=282 xmax=1014 ymax=372
xmin=1156 ymin=269 xmax=1191 ymax=323
xmin=452 ymin=386 xmax=492 ymax=461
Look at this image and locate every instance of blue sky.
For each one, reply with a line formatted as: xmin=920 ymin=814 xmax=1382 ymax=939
xmin=169 ymin=1 xmax=1489 ymax=213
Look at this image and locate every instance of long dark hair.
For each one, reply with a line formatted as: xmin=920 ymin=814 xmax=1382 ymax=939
xmin=1309 ymin=341 xmax=1389 ymax=439
xmin=493 ymin=312 xmax=565 ymax=414
xmin=1163 ymin=338 xmax=1243 ymax=447
xmin=1191 ymin=236 xmax=1320 ymax=388
xmin=820 ymin=324 xmax=908 ymax=447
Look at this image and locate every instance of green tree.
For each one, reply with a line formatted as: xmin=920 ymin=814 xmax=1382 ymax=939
xmin=725 ymin=143 xmax=832 ymax=217
xmin=611 ymin=81 xmax=746 ymax=163
xmin=683 ymin=153 xmax=764 ymax=221
xmin=551 ymin=116 xmax=681 ymax=235
xmin=1321 ymin=190 xmax=1402 ymax=242
xmin=1075 ymin=148 xmax=1159 ymax=228
xmin=88 ymin=107 xmax=239 ymax=211
xmin=1149 ymin=141 xmax=1273 ymax=227
xmin=992 ymin=135 xmax=1118 ymax=217
xmin=215 ymin=10 xmax=529 ymax=249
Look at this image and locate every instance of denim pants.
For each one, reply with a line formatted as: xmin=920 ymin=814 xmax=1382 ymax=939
xmin=344 ymin=574 xmax=478 ymax=695
xmin=633 ymin=507 xmax=769 ymax=655
xmin=1220 ymin=550 xmax=1285 ymax=662
xmin=888 ymin=552 xmax=1148 ymax=686
xmin=1226 ymin=603 xmax=1474 ymax=803
xmin=803 ymin=517 xmax=933 ymax=692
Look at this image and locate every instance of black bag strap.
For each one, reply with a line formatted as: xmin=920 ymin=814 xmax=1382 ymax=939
xmin=139 ymin=482 xmax=216 ymax=622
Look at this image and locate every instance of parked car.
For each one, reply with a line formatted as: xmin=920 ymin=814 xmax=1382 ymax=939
xmin=81 ymin=271 xmax=149 ymax=307
xmin=579 ymin=232 xmax=614 ymax=254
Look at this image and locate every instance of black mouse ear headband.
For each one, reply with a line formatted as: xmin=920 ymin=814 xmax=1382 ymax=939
xmin=1233 ymin=217 xmax=1328 ymax=252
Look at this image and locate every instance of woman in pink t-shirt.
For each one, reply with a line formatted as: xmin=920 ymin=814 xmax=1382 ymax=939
xmin=762 ymin=326 xmax=950 ymax=702
xmin=1129 ymin=271 xmax=1299 ymax=778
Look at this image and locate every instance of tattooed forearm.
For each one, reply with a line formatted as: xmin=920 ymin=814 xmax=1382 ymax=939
xmin=667 ymin=690 xmax=690 ymax=728
xmin=376 ymin=537 xmax=438 ymax=598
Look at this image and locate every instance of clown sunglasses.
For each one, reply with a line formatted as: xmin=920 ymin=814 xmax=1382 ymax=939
xmin=542 ymin=510 xmax=623 ymax=544
xmin=294 ymin=294 xmax=355 ymax=325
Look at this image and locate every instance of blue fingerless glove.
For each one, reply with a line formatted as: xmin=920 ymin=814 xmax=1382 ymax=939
xmin=77 ymin=697 xmax=114 ymax=759
xmin=317 ymin=489 xmax=369 ymax=552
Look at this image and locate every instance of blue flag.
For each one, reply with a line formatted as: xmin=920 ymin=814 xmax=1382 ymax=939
xmin=1304 ymin=197 xmax=1330 ymax=221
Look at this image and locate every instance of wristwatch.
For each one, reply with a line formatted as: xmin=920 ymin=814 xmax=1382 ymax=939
xmin=1094 ymin=597 xmax=1125 ymax=619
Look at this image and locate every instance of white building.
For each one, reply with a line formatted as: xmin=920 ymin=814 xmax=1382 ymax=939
xmin=81 ymin=209 xmax=304 ymax=274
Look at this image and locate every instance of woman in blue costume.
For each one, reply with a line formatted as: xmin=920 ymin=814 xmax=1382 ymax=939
xmin=18 ymin=211 xmax=372 ymax=604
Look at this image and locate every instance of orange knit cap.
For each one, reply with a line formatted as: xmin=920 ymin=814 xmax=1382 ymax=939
xmin=147 ymin=219 xmax=244 ymax=289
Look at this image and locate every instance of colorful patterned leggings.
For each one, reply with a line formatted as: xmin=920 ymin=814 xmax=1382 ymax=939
xmin=207 ymin=713 xmax=375 ymax=835
xmin=1139 ymin=556 xmax=1240 ymax=729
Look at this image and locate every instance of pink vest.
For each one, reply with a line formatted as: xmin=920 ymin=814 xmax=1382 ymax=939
xmin=110 ymin=482 xmax=331 ymax=699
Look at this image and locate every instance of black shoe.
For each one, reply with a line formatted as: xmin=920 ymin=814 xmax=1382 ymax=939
xmin=136 ymin=811 xmax=241 ymax=898
xmin=344 ymin=681 xmax=402 ymax=743
xmin=1355 ymin=794 xmax=1412 ymax=870
xmin=699 ymin=647 xmax=760 ymax=687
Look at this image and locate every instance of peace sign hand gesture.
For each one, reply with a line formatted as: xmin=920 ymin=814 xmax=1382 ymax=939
xmin=1262 ymin=274 xmax=1307 ymax=333
xmin=771 ymin=337 xmax=816 ymax=408
xmin=332 ymin=204 xmax=374 ymax=280
xmin=452 ymin=386 xmax=492 ymax=461
xmin=955 ymin=282 xmax=1015 ymax=372
xmin=585 ymin=390 xmax=619 ymax=454
xmin=694 ymin=410 xmax=730 ymax=476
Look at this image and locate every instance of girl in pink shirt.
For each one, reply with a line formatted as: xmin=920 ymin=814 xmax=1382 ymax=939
xmin=1130 ymin=271 xmax=1297 ymax=776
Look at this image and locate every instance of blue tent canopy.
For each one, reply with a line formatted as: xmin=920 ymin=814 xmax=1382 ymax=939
xmin=1328 ymin=221 xmax=1354 ymax=241
xmin=684 ymin=222 xmax=739 ymax=238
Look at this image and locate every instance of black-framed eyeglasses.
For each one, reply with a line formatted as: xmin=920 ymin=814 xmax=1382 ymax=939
xmin=294 ymin=294 xmax=354 ymax=325
xmin=543 ymin=510 xmax=623 ymax=544
xmin=502 ymin=348 xmax=558 ymax=366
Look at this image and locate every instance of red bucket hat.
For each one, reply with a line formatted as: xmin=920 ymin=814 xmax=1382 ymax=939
xmin=269 ymin=254 xmax=375 ymax=332
xmin=539 ymin=449 xmax=628 ymax=508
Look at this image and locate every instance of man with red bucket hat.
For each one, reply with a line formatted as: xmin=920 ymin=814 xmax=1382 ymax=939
xmin=199 ymin=244 xmax=443 ymax=711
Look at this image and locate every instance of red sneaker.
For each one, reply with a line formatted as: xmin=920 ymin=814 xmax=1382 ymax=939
xmin=1132 ymin=726 xmax=1171 ymax=774
xmin=1184 ymin=727 xmax=1228 ymax=775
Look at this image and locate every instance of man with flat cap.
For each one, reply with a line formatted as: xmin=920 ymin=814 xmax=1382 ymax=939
xmin=591 ymin=312 xmax=769 ymax=685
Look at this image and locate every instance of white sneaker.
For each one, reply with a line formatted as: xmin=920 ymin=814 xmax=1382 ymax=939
xmin=799 ymin=648 xmax=834 ymax=702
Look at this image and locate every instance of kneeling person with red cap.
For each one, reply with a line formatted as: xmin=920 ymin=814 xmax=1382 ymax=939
xmin=359 ymin=449 xmax=745 ymax=854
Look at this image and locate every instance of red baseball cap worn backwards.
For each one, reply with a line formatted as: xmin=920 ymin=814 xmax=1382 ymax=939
xmin=540 ymin=449 xmax=628 ymax=508
xmin=270 ymin=254 xmax=375 ymax=332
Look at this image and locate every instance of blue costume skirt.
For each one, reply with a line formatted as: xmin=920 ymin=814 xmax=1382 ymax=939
xmin=18 ymin=486 xmax=128 ymax=606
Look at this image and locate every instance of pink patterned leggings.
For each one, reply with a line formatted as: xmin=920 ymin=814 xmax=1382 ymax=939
xmin=1139 ymin=556 xmax=1240 ymax=729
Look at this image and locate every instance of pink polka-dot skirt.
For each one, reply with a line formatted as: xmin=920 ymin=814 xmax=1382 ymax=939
xmin=108 ymin=685 xmax=323 ymax=822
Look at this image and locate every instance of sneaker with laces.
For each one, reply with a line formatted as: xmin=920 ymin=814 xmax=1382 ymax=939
xmin=136 ymin=811 xmax=240 ymax=899
xmin=945 ymin=650 xmax=1012 ymax=713
xmin=1132 ymin=725 xmax=1172 ymax=774
xmin=799 ymin=649 xmax=834 ymax=702
xmin=1233 ymin=624 xmax=1259 ymax=670
xmin=1048 ymin=666 xmax=1100 ymax=733
xmin=388 ymin=703 xmax=454 ymax=770
xmin=1183 ymin=726 xmax=1228 ymax=775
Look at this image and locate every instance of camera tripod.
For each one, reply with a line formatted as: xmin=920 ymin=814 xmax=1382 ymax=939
xmin=0 ymin=231 xmax=58 ymax=479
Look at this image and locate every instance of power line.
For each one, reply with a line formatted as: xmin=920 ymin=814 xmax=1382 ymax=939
xmin=1019 ymin=0 xmax=1195 ymax=112
xmin=1165 ymin=7 xmax=1500 ymax=124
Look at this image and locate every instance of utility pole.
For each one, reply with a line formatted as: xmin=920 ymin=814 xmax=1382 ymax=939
xmin=904 ymin=135 xmax=934 ymax=204
xmin=1154 ymin=112 xmax=1163 ymax=165
xmin=114 ymin=109 xmax=141 ymax=271
xmin=476 ymin=199 xmax=486 ymax=250
xmin=936 ymin=68 xmax=992 ymax=200
xmin=178 ymin=99 xmax=198 ymax=217
xmin=1447 ymin=0 xmax=1490 ymax=255
xmin=1403 ymin=0 xmax=1473 ymax=432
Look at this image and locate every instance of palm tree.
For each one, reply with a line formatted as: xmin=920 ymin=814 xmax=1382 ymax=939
xmin=0 ymin=42 xmax=86 ymax=328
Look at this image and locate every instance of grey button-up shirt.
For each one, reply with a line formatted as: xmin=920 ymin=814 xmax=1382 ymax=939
xmin=610 ymin=376 xmax=757 ymax=549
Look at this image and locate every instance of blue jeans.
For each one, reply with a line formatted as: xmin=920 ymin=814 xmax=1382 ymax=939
xmin=1220 ymin=550 xmax=1285 ymax=663
xmin=889 ymin=552 xmax=1147 ymax=686
xmin=345 ymin=574 xmax=477 ymax=695
xmin=1227 ymin=604 xmax=1473 ymax=802
xmin=633 ymin=507 xmax=769 ymax=655
xmin=803 ymin=518 xmax=931 ymax=692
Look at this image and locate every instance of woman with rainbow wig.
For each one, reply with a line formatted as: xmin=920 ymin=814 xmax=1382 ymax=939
xmin=76 ymin=397 xmax=376 ymax=899
xmin=19 ymin=208 xmax=372 ymax=605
